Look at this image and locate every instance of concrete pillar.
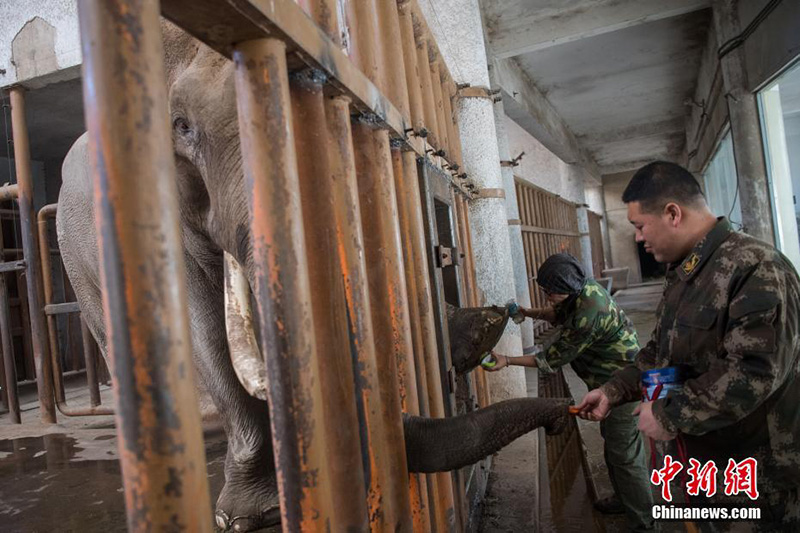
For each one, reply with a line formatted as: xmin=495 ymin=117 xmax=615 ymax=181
xmin=712 ymin=0 xmax=774 ymax=243
xmin=490 ymin=72 xmax=535 ymax=355
xmin=418 ymin=0 xmax=525 ymax=401
xmin=576 ymin=205 xmax=593 ymax=277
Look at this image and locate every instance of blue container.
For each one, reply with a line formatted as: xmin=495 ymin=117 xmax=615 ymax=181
xmin=642 ymin=367 xmax=684 ymax=401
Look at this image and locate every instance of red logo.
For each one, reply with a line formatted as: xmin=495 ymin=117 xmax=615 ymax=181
xmin=651 ymin=454 xmax=683 ymax=502
xmin=723 ymin=458 xmax=759 ymax=500
xmin=686 ymin=459 xmax=718 ymax=497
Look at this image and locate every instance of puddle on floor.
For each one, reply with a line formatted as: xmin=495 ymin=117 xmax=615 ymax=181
xmin=539 ymin=419 xmax=610 ymax=532
xmin=0 ymin=432 xmax=228 ymax=532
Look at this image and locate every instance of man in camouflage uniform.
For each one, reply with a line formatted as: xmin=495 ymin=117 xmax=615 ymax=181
xmin=578 ymin=161 xmax=800 ymax=531
xmin=488 ymin=253 xmax=655 ymax=532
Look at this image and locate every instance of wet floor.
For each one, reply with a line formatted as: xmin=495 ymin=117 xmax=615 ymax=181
xmin=0 ymin=430 xmax=229 ymax=532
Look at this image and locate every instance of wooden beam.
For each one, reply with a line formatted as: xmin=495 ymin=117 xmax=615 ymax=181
xmin=484 ymin=0 xmax=710 ymax=59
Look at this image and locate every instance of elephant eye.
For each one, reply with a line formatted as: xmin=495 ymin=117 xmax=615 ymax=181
xmin=172 ymin=116 xmax=193 ymax=136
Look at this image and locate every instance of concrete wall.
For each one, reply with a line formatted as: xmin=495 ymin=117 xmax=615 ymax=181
xmin=0 ymin=1 xmax=81 ymax=88
xmin=505 ymin=116 xmax=591 ymax=205
xmin=602 ymin=171 xmax=642 ymax=283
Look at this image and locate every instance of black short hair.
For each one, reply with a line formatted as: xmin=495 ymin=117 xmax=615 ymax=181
xmin=622 ymin=161 xmax=705 ymax=212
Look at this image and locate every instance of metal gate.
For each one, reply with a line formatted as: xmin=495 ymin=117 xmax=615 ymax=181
xmin=43 ymin=0 xmax=493 ymax=530
xmin=588 ymin=210 xmax=606 ymax=279
xmin=514 ymin=178 xmax=581 ymax=309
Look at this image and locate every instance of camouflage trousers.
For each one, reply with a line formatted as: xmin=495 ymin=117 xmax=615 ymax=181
xmin=601 ymin=401 xmax=657 ymax=532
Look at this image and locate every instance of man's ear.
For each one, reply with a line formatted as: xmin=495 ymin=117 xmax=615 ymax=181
xmin=663 ymin=202 xmax=682 ymax=227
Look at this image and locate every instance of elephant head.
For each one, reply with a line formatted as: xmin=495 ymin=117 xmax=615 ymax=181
xmin=447 ymin=303 xmax=509 ymax=374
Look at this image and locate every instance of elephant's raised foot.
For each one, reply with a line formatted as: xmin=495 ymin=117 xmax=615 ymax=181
xmin=215 ymin=477 xmax=280 ymax=532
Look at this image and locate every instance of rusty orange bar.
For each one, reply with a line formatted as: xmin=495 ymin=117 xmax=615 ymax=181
xmin=399 ymin=153 xmax=457 ymax=533
xmin=38 ymin=203 xmax=112 ymax=416
xmin=352 ymin=123 xmax=415 ymax=533
xmin=414 ymin=35 xmax=440 ymax=150
xmin=9 ymin=87 xmax=57 ymax=424
xmin=398 ymin=1 xmax=426 ymax=137
xmin=233 ymin=36 xmax=331 ymax=530
xmin=441 ymin=78 xmax=460 ymax=170
xmin=429 ymin=59 xmax=450 ymax=158
xmin=376 ymin=0 xmax=411 ymax=121
xmin=394 ymin=150 xmax=437 ymax=533
xmin=291 ymin=73 xmax=370 ymax=530
xmin=77 ymin=0 xmax=212 ymax=529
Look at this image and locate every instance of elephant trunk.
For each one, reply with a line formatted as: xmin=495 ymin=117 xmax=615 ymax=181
xmin=403 ymin=398 xmax=570 ymax=473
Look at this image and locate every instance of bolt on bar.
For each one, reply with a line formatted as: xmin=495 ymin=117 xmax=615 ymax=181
xmin=77 ymin=0 xmax=212 ymax=530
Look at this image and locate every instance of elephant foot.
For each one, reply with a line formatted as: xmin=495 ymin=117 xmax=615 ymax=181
xmin=215 ymin=477 xmax=281 ymax=532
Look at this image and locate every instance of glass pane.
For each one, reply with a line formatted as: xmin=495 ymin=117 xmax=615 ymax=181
xmin=702 ymin=131 xmax=741 ymax=228
xmin=759 ymin=60 xmax=800 ymax=270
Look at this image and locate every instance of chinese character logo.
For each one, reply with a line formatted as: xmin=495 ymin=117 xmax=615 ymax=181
xmin=686 ymin=459 xmax=718 ymax=497
xmin=651 ymin=454 xmax=683 ymax=502
xmin=723 ymin=458 xmax=759 ymax=500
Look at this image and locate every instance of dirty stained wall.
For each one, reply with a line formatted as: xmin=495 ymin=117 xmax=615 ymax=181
xmin=0 ymin=1 xmax=81 ymax=88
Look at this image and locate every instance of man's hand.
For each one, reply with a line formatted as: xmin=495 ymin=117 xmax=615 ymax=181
xmin=633 ymin=401 xmax=677 ymax=441
xmin=575 ymin=388 xmax=611 ymax=421
xmin=483 ymin=351 xmax=508 ymax=372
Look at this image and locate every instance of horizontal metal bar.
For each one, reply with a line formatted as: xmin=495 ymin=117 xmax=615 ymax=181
xmin=0 ymin=260 xmax=26 ymax=273
xmin=0 ymin=184 xmax=19 ymax=202
xmin=44 ymin=302 xmax=81 ymax=316
xmin=520 ymin=225 xmax=580 ymax=238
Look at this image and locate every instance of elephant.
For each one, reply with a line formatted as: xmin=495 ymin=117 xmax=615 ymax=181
xmin=56 ymin=21 xmax=569 ymax=532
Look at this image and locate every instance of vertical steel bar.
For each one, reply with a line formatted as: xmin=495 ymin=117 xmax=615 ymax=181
xmin=9 ymin=87 xmax=56 ymax=424
xmin=394 ymin=150 xmax=433 ymax=533
xmin=77 ymin=0 xmax=212 ymax=529
xmin=37 ymin=204 xmax=66 ymax=403
xmin=352 ymin=123 xmax=415 ymax=532
xmin=291 ymin=74 xmax=369 ymax=530
xmin=414 ymin=36 xmax=440 ymax=149
xmin=376 ymin=0 xmax=411 ymax=121
xmin=0 ymin=210 xmax=20 ymax=423
xmin=440 ymin=77 xmax=458 ymax=168
xmin=80 ymin=318 xmax=101 ymax=407
xmin=429 ymin=60 xmax=449 ymax=156
xmin=232 ymin=36 xmax=328 ymax=530
xmin=398 ymin=1 xmax=426 ymax=135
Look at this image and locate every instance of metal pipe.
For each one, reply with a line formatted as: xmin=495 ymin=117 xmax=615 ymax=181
xmin=0 ymin=184 xmax=19 ymax=202
xmin=376 ymin=0 xmax=411 ymax=121
xmin=441 ymin=78 xmax=460 ymax=170
xmin=398 ymin=1 xmax=426 ymax=136
xmin=393 ymin=150 xmax=434 ymax=533
xmin=0 ymin=193 xmax=20 ymax=423
xmin=77 ymin=0 xmax=212 ymax=529
xmin=80 ymin=318 xmax=101 ymax=407
xmin=291 ymin=73 xmax=370 ymax=530
xmin=9 ymin=87 xmax=57 ymax=424
xmin=232 ymin=36 xmax=327 ymax=530
xmin=413 ymin=23 xmax=440 ymax=149
xmin=429 ymin=60 xmax=449 ymax=157
xmin=39 ymin=203 xmax=112 ymax=416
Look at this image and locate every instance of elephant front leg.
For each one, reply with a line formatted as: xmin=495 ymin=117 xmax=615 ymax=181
xmin=185 ymin=260 xmax=280 ymax=532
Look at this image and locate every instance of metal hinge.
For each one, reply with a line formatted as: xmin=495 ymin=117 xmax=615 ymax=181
xmin=435 ymin=245 xmax=454 ymax=268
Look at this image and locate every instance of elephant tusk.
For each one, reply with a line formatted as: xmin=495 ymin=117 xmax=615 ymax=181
xmin=224 ymin=252 xmax=269 ymax=400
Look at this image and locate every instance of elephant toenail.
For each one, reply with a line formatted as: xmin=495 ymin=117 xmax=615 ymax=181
xmin=215 ymin=510 xmax=229 ymax=530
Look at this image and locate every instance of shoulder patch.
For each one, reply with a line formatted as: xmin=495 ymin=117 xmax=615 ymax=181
xmin=683 ymin=253 xmax=700 ymax=275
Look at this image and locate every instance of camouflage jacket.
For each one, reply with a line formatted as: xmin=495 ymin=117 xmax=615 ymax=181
xmin=602 ymin=218 xmax=800 ymax=492
xmin=535 ymin=278 xmax=640 ymax=390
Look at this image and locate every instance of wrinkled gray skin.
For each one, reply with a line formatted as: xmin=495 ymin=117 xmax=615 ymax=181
xmin=447 ymin=304 xmax=509 ymax=375
xmin=57 ymin=22 xmax=568 ymax=532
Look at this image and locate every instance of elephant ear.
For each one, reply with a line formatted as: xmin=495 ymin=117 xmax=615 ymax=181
xmin=447 ymin=304 xmax=509 ymax=374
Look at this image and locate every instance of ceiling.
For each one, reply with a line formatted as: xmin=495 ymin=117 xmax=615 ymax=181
xmin=482 ymin=0 xmax=712 ymax=175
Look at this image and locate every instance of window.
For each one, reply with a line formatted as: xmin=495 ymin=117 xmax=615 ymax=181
xmin=702 ymin=130 xmax=742 ymax=228
xmin=758 ymin=60 xmax=800 ymax=270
